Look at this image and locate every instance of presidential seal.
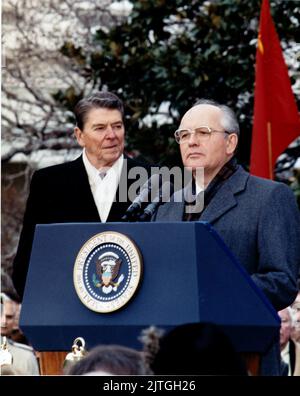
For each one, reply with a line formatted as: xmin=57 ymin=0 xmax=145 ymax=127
xmin=73 ymin=232 xmax=143 ymax=313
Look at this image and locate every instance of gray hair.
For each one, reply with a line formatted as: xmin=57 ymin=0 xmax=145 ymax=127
xmin=74 ymin=91 xmax=124 ymax=130
xmin=193 ymin=99 xmax=240 ymax=137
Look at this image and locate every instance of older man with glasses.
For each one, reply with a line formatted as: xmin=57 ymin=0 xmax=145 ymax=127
xmin=153 ymin=99 xmax=300 ymax=375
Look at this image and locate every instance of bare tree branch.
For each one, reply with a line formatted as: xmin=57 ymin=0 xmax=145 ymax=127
xmin=2 ymin=0 xmax=116 ymax=164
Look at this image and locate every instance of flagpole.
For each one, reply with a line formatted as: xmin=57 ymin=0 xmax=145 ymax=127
xmin=250 ymin=0 xmax=300 ymax=179
xmin=267 ymin=122 xmax=273 ymax=179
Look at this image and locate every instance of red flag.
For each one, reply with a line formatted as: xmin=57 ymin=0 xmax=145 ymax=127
xmin=250 ymin=0 xmax=300 ymax=179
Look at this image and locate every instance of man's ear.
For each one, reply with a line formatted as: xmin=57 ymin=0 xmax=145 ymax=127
xmin=74 ymin=127 xmax=85 ymax=148
xmin=226 ymin=133 xmax=238 ymax=156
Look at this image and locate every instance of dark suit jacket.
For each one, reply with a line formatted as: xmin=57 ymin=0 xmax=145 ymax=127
xmin=290 ymin=340 xmax=296 ymax=375
xmin=154 ymin=165 xmax=300 ymax=311
xmin=12 ymin=155 xmax=151 ymax=299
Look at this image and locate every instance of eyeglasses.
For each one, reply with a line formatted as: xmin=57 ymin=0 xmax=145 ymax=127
xmin=174 ymin=126 xmax=230 ymax=144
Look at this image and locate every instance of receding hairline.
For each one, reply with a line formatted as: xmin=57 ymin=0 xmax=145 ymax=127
xmin=184 ymin=103 xmax=223 ymax=116
xmin=182 ymin=100 xmax=240 ymax=136
xmin=181 ymin=103 xmax=224 ymax=126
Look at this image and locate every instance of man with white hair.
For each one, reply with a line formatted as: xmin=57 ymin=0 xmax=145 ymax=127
xmin=153 ymin=99 xmax=300 ymax=375
xmin=1 ymin=293 xmax=39 ymax=375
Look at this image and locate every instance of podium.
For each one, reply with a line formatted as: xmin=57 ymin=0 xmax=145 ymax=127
xmin=20 ymin=222 xmax=280 ymax=375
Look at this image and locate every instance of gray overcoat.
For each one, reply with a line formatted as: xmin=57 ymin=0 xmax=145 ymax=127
xmin=154 ymin=165 xmax=300 ymax=311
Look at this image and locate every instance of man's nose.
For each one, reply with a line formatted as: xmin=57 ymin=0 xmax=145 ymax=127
xmin=188 ymin=132 xmax=199 ymax=145
xmin=106 ymin=125 xmax=117 ymax=138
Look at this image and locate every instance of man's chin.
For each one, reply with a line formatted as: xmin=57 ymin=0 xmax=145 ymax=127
xmin=101 ymin=153 xmax=121 ymax=167
xmin=184 ymin=160 xmax=205 ymax=170
xmin=108 ymin=152 xmax=121 ymax=161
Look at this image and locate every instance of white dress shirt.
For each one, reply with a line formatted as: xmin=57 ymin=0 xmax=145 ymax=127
xmin=196 ymin=182 xmax=204 ymax=196
xmin=281 ymin=342 xmax=291 ymax=376
xmin=82 ymin=149 xmax=124 ymax=222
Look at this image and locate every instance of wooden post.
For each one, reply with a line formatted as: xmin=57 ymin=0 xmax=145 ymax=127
xmin=37 ymin=351 xmax=67 ymax=375
xmin=241 ymin=353 xmax=260 ymax=376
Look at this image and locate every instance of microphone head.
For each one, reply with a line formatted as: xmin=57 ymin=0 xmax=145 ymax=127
xmin=138 ymin=181 xmax=174 ymax=221
xmin=122 ymin=173 xmax=162 ymax=221
xmin=159 ymin=181 xmax=174 ymax=202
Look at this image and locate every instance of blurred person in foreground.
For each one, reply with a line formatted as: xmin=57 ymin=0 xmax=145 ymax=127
xmin=1 ymin=292 xmax=39 ymax=375
xmin=152 ymin=99 xmax=300 ymax=375
xmin=1 ymin=270 xmax=27 ymax=345
xmin=64 ymin=344 xmax=152 ymax=375
xmin=140 ymin=323 xmax=248 ymax=375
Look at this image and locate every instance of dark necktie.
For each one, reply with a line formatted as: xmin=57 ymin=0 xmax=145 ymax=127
xmin=99 ymin=171 xmax=107 ymax=180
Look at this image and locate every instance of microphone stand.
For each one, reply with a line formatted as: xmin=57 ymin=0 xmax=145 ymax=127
xmin=121 ymin=209 xmax=143 ymax=222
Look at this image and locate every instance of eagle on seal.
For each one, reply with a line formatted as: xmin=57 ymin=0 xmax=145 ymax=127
xmin=96 ymin=253 xmax=122 ymax=291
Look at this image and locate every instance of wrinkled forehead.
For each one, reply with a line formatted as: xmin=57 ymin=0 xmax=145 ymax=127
xmin=180 ymin=104 xmax=223 ymax=129
xmin=2 ymin=299 xmax=16 ymax=314
xmin=86 ymin=107 xmax=123 ymax=125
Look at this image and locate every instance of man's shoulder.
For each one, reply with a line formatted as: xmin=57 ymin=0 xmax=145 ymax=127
xmin=7 ymin=340 xmax=39 ymax=374
xmin=33 ymin=156 xmax=83 ymax=179
xmin=232 ymin=165 xmax=292 ymax=195
xmin=125 ymin=155 xmax=154 ymax=171
xmin=240 ymin=171 xmax=298 ymax=211
xmin=247 ymin=172 xmax=294 ymax=195
xmin=8 ymin=339 xmax=35 ymax=355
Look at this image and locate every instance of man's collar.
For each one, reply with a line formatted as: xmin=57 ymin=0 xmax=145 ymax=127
xmin=82 ymin=149 xmax=99 ymax=180
xmin=282 ymin=342 xmax=290 ymax=356
xmin=82 ymin=149 xmax=124 ymax=182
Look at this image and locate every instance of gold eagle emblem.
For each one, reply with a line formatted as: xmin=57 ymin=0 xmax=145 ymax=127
xmin=95 ymin=252 xmax=124 ymax=294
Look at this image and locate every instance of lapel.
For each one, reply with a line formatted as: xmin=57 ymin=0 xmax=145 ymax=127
xmin=156 ymin=190 xmax=185 ymax=221
xmin=70 ymin=155 xmax=147 ymax=222
xmin=156 ymin=165 xmax=249 ymax=223
xmin=200 ymin=166 xmax=249 ymax=224
xmin=108 ymin=155 xmax=143 ymax=221
xmin=69 ymin=156 xmax=100 ymax=220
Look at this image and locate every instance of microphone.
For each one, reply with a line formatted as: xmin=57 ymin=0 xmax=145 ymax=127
xmin=121 ymin=174 xmax=162 ymax=221
xmin=138 ymin=181 xmax=174 ymax=221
